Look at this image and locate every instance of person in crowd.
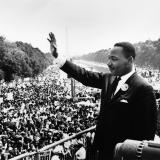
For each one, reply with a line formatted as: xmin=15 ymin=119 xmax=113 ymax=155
xmin=48 ymin=32 xmax=157 ymax=160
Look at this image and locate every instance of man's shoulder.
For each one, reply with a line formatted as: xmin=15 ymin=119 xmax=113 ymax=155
xmin=131 ymin=72 xmax=153 ymax=89
xmin=103 ymin=73 xmax=116 ymax=78
xmin=103 ymin=73 xmax=114 ymax=81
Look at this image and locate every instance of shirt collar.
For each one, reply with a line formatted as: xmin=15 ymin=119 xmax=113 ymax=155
xmin=120 ymin=66 xmax=136 ymax=83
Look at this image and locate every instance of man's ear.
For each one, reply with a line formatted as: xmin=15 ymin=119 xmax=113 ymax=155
xmin=128 ymin=56 xmax=134 ymax=63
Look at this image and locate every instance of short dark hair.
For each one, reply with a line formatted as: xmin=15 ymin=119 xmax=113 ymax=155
xmin=114 ymin=42 xmax=136 ymax=59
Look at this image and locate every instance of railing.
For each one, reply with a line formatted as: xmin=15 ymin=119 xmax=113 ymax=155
xmin=9 ymin=126 xmax=96 ymax=160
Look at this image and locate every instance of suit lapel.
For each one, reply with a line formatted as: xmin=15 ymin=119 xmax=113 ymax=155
xmin=111 ymin=72 xmax=137 ymax=101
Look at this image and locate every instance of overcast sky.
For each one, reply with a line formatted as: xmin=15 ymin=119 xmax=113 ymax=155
xmin=0 ymin=0 xmax=160 ymax=57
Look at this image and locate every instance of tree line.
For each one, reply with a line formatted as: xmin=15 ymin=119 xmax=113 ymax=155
xmin=0 ymin=36 xmax=53 ymax=82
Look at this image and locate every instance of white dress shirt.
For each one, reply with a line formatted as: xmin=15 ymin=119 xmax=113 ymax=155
xmin=114 ymin=66 xmax=135 ymax=95
xmin=53 ymin=57 xmax=67 ymax=68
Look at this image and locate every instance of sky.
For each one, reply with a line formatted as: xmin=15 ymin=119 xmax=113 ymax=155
xmin=0 ymin=0 xmax=160 ymax=57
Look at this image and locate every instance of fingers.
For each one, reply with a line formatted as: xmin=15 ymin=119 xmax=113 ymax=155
xmin=48 ymin=32 xmax=52 ymax=42
xmin=49 ymin=32 xmax=56 ymax=42
xmin=49 ymin=32 xmax=52 ymax=39
xmin=47 ymin=38 xmax=51 ymax=43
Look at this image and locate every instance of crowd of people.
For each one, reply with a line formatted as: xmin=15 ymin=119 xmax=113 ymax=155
xmin=0 ymin=64 xmax=160 ymax=159
xmin=0 ymin=65 xmax=100 ymax=159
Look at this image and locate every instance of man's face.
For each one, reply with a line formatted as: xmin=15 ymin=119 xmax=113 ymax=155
xmin=107 ymin=46 xmax=131 ymax=76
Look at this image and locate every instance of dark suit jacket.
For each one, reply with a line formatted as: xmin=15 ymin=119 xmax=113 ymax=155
xmin=61 ymin=60 xmax=157 ymax=158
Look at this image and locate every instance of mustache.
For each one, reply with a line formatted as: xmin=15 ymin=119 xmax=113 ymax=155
xmin=108 ymin=65 xmax=115 ymax=70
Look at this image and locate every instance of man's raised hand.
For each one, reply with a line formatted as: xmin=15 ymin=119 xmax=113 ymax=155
xmin=47 ymin=32 xmax=58 ymax=58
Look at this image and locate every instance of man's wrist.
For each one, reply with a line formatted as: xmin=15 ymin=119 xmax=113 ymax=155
xmin=54 ymin=56 xmax=66 ymax=68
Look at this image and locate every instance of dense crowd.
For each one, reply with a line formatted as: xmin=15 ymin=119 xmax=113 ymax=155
xmin=0 ymin=66 xmax=100 ymax=159
xmin=0 ymin=64 xmax=160 ymax=159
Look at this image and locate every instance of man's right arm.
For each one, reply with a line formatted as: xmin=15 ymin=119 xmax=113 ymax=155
xmin=60 ymin=60 xmax=104 ymax=89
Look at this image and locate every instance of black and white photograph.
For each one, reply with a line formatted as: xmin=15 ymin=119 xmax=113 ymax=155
xmin=0 ymin=0 xmax=160 ymax=160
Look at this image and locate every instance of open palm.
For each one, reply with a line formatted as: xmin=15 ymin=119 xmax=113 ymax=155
xmin=47 ymin=32 xmax=58 ymax=58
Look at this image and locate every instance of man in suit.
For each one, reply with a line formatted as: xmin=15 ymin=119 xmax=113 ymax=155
xmin=48 ymin=33 xmax=157 ymax=160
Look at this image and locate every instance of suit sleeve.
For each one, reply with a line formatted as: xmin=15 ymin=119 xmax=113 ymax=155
xmin=60 ymin=60 xmax=104 ymax=89
xmin=132 ymin=85 xmax=157 ymax=140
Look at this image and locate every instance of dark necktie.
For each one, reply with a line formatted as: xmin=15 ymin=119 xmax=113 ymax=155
xmin=111 ymin=76 xmax=121 ymax=96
